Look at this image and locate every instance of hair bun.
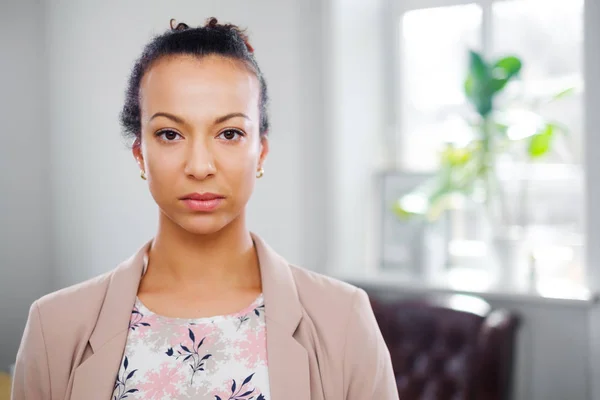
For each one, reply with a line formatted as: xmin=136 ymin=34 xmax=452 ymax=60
xmin=205 ymin=17 xmax=219 ymax=28
xmin=169 ymin=18 xmax=189 ymax=31
xmin=168 ymin=17 xmax=254 ymax=53
xmin=204 ymin=17 xmax=254 ymax=53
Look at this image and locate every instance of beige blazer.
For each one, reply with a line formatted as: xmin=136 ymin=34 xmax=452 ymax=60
xmin=12 ymin=234 xmax=399 ymax=400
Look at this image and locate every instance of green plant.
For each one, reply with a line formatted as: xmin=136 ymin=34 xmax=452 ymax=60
xmin=394 ymin=50 xmax=571 ymax=224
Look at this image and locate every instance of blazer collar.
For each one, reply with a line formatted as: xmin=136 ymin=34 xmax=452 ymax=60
xmin=88 ymin=242 xmax=147 ymax=352
xmin=251 ymin=234 xmax=312 ymax=399
xmin=70 ymin=233 xmax=310 ymax=400
xmin=252 ymin=233 xmax=303 ymax=333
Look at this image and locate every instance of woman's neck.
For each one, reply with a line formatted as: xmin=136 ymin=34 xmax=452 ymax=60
xmin=144 ymin=211 xmax=261 ymax=292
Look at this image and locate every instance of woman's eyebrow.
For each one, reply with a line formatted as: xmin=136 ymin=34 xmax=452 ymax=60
xmin=149 ymin=112 xmax=185 ymax=124
xmin=214 ymin=112 xmax=251 ymax=125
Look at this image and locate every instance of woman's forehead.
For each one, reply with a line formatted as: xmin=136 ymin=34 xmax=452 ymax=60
xmin=140 ymin=55 xmax=260 ymax=117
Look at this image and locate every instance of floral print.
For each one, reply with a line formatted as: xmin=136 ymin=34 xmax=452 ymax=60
xmin=113 ymin=356 xmax=139 ymax=400
xmin=166 ymin=329 xmax=213 ymax=385
xmin=136 ymin=362 xmax=185 ymax=399
xmin=214 ymin=373 xmax=266 ymax=400
xmin=111 ymin=294 xmax=270 ymax=399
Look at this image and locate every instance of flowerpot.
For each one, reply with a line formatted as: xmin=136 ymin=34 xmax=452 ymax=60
xmin=444 ymin=199 xmax=493 ymax=271
xmin=491 ymin=226 xmax=529 ymax=289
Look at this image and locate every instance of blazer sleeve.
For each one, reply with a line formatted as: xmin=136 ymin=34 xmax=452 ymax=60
xmin=11 ymin=301 xmax=51 ymax=400
xmin=343 ymin=288 xmax=399 ymax=400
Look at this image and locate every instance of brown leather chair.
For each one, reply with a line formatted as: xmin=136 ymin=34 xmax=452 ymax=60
xmin=368 ymin=293 xmax=519 ymax=400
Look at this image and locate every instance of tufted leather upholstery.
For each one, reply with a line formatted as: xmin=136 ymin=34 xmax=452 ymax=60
xmin=368 ymin=293 xmax=519 ymax=400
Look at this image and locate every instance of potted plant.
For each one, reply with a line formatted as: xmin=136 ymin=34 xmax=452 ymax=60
xmin=394 ymin=50 xmax=572 ymax=284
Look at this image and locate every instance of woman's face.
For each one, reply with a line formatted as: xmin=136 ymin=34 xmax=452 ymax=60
xmin=133 ymin=54 xmax=268 ymax=235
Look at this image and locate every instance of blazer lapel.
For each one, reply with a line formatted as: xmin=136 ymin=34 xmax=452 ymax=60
xmin=69 ymin=241 xmax=150 ymax=400
xmin=69 ymin=330 xmax=129 ymax=400
xmin=252 ymin=234 xmax=311 ymax=400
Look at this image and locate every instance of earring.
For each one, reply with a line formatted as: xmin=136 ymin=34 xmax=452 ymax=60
xmin=140 ymin=170 xmax=147 ymax=180
xmin=256 ymin=168 xmax=264 ymax=179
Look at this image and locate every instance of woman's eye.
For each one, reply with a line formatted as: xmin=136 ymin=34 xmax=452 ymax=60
xmin=157 ymin=130 xmax=181 ymax=141
xmin=218 ymin=129 xmax=244 ymax=141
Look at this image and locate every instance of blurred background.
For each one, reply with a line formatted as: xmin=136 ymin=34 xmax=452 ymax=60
xmin=2 ymin=0 xmax=600 ymax=399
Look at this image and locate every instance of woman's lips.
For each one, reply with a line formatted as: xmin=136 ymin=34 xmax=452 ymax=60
xmin=180 ymin=193 xmax=225 ymax=212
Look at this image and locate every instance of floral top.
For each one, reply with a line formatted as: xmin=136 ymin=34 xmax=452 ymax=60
xmin=112 ymin=293 xmax=270 ymax=400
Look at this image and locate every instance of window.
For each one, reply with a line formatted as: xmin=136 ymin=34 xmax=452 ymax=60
xmin=396 ymin=0 xmax=583 ymax=171
xmin=399 ymin=3 xmax=482 ymax=171
xmin=390 ymin=0 xmax=585 ymax=292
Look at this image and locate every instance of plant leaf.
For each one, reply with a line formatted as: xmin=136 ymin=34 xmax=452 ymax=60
xmin=441 ymin=146 xmax=472 ymax=167
xmin=528 ymin=124 xmax=554 ymax=158
xmin=551 ymin=87 xmax=575 ymax=102
xmin=468 ymin=50 xmax=489 ymax=83
xmin=494 ymin=122 xmax=509 ymax=138
xmin=494 ymin=55 xmax=522 ymax=75
xmin=490 ymin=55 xmax=522 ymax=93
xmin=464 ymin=50 xmax=494 ymax=116
xmin=189 ymin=328 xmax=196 ymax=344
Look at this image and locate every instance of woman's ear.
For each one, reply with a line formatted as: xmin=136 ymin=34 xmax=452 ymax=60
xmin=258 ymin=135 xmax=269 ymax=169
xmin=132 ymin=138 xmax=145 ymax=170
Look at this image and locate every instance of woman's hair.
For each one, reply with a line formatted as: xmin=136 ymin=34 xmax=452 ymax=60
xmin=120 ymin=17 xmax=270 ymax=146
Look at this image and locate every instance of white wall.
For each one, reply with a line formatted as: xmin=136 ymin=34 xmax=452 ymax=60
xmin=327 ymin=0 xmax=387 ymax=275
xmin=44 ymin=0 xmax=327 ymax=288
xmin=0 ymin=0 xmax=53 ymax=370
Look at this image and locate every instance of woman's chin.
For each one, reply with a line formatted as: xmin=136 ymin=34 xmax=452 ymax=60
xmin=174 ymin=213 xmax=234 ymax=236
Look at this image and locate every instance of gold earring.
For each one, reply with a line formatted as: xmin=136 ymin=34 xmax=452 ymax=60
xmin=256 ymin=168 xmax=264 ymax=179
xmin=140 ymin=170 xmax=147 ymax=180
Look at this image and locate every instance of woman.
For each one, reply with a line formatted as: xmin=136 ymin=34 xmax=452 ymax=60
xmin=12 ymin=18 xmax=398 ymax=400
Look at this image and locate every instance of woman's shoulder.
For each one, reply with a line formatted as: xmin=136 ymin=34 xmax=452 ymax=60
xmin=289 ymin=264 xmax=372 ymax=325
xmin=287 ymin=267 xmax=398 ymax=397
xmin=33 ymin=241 xmax=147 ymax=320
xmin=35 ymin=270 xmax=112 ymax=311
xmin=31 ymin=269 xmax=115 ymax=334
xmin=290 ymin=264 xmax=360 ymax=300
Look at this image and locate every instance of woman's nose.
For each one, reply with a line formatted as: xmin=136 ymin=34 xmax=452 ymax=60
xmin=183 ymin=139 xmax=217 ymax=180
